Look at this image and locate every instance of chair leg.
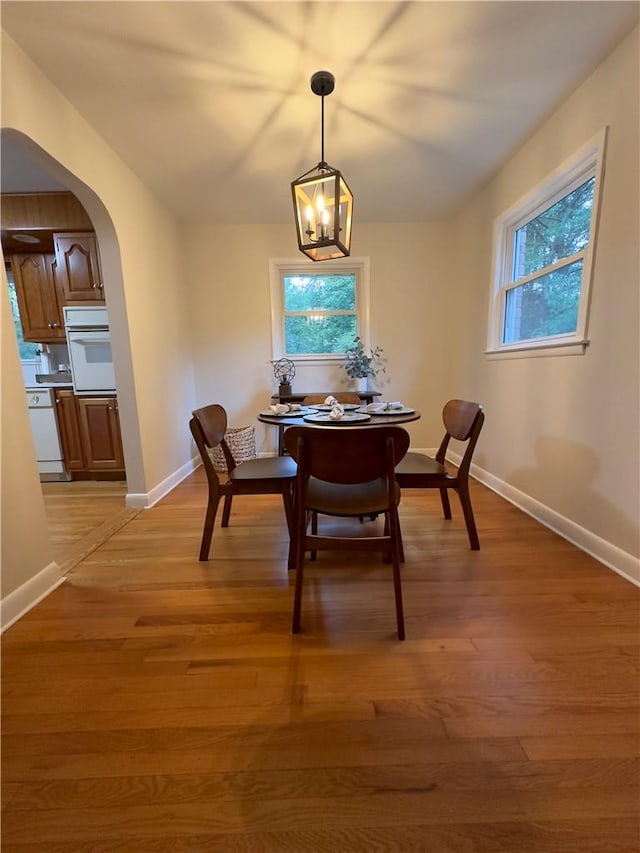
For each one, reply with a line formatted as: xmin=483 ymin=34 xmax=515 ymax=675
xmin=396 ymin=522 xmax=405 ymax=564
xmin=221 ymin=494 xmax=233 ymax=527
xmin=282 ymin=484 xmax=294 ymax=536
xmin=440 ymin=487 xmax=452 ymax=519
xmin=310 ymin=511 xmax=318 ymax=561
xmin=457 ymin=484 xmax=480 ymax=550
xmin=199 ymin=495 xmax=220 ymax=561
xmin=384 ymin=504 xmax=405 ymax=640
xmin=292 ymin=533 xmax=306 ymax=634
xmin=383 ymin=513 xmax=404 ymax=563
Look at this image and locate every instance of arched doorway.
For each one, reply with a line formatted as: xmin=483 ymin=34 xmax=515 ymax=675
xmin=1 ymin=130 xmax=143 ymax=569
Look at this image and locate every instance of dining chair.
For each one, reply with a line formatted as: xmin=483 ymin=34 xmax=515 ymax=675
xmin=302 ymin=393 xmax=362 ymax=405
xmin=284 ymin=425 xmax=410 ymax=640
xmin=190 ymin=404 xmax=296 ymax=561
xmin=395 ymin=399 xmax=485 ymax=550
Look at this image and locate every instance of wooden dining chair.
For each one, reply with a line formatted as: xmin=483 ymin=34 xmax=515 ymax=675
xmin=395 ymin=399 xmax=485 ymax=550
xmin=284 ymin=425 xmax=410 ymax=640
xmin=302 ymin=393 xmax=361 ymax=405
xmin=190 ymin=404 xmax=296 ymax=561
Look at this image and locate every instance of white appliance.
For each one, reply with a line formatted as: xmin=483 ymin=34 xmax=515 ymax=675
xmin=64 ymin=306 xmax=116 ymax=394
xmin=26 ymin=388 xmax=69 ymax=481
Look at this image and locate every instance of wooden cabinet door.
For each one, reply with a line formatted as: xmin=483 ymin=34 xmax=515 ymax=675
xmin=53 ymin=232 xmax=104 ymax=303
xmin=76 ymin=396 xmax=124 ymax=470
xmin=54 ymin=389 xmax=85 ymax=470
xmin=11 ymin=253 xmax=65 ymax=342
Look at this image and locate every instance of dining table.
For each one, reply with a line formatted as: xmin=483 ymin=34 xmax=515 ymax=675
xmin=258 ymin=404 xmax=421 ymax=455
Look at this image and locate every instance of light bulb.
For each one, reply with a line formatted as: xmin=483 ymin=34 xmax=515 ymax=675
xmin=306 ymin=205 xmax=314 ymax=223
xmin=316 ymin=195 xmax=325 ymax=213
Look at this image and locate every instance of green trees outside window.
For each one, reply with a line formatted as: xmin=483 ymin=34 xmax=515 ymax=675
xmin=7 ymin=280 xmax=40 ymax=360
xmin=283 ymin=273 xmax=357 ymax=355
xmin=504 ymin=177 xmax=595 ymax=344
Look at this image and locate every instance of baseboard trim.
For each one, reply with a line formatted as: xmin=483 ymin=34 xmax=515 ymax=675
xmin=445 ymin=449 xmax=640 ymax=587
xmin=1 ymin=561 xmax=65 ymax=633
xmin=126 ymin=455 xmax=201 ymax=509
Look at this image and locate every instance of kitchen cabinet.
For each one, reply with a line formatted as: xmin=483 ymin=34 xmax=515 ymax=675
xmin=53 ymin=232 xmax=104 ymax=303
xmin=11 ymin=253 xmax=66 ymax=342
xmin=54 ymin=389 xmax=85 ymax=471
xmin=54 ymin=390 xmax=124 ymax=476
xmin=77 ymin=396 xmax=124 ymax=471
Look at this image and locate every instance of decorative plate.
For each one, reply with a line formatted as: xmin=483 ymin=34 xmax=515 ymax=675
xmin=303 ymin=412 xmax=372 ymax=424
xmin=309 ymin=403 xmax=362 ymax=412
xmin=357 ymin=406 xmax=416 ymax=416
xmin=259 ymin=409 xmax=306 ymax=418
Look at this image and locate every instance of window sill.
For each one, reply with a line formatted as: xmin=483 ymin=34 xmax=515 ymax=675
xmin=485 ymin=340 xmax=589 ymax=360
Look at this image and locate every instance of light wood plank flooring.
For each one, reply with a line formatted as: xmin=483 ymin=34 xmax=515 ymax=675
xmin=2 ymin=467 xmax=638 ymax=851
xmin=41 ymin=480 xmax=137 ymax=574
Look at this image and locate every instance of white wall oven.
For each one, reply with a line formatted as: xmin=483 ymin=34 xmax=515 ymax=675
xmin=64 ymin=306 xmax=116 ymax=394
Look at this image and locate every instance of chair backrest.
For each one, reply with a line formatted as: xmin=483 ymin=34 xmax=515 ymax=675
xmin=302 ymin=393 xmax=362 ymax=405
xmin=436 ymin=399 xmax=484 ymax=476
xmin=285 ymin=426 xmax=410 ymax=485
xmin=190 ymin=404 xmax=237 ymax=478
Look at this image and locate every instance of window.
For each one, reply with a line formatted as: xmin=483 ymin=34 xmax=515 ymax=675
xmin=7 ymin=273 xmax=40 ymax=360
xmin=487 ymin=129 xmax=607 ymax=356
xmin=270 ymin=257 xmax=370 ymax=361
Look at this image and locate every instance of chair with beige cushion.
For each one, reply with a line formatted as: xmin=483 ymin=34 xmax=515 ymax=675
xmin=190 ymin=404 xmax=296 ymax=561
xmin=395 ymin=399 xmax=484 ymax=550
xmin=284 ymin=425 xmax=410 ymax=640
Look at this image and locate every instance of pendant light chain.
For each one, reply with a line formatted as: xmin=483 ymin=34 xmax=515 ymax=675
xmin=320 ymin=94 xmax=325 ymax=165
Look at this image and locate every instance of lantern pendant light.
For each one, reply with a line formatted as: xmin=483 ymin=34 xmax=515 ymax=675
xmin=291 ymin=71 xmax=353 ymax=261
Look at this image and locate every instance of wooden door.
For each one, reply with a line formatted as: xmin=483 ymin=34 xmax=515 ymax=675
xmin=77 ymin=396 xmax=124 ymax=471
xmin=54 ymin=232 xmax=104 ymax=303
xmin=54 ymin=389 xmax=85 ymax=470
xmin=11 ymin=253 xmax=65 ymax=342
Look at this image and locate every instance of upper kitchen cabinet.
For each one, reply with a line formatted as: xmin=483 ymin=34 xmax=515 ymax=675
xmin=11 ymin=252 xmax=66 ymax=342
xmin=53 ymin=232 xmax=104 ymax=303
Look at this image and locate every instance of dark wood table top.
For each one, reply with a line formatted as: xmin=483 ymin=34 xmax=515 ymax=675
xmin=258 ymin=408 xmax=421 ymax=429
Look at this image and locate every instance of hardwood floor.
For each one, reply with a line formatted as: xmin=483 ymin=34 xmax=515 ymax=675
xmin=2 ymin=467 xmax=638 ymax=851
xmin=40 ymin=479 xmax=137 ymax=573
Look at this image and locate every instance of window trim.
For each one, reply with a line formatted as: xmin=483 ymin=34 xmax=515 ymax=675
xmin=269 ymin=256 xmax=370 ymax=363
xmin=486 ymin=127 xmax=607 ymax=358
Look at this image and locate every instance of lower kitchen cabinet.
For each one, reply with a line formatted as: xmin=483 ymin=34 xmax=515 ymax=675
xmin=54 ymin=389 xmax=84 ymax=471
xmin=77 ymin=396 xmax=124 ymax=470
xmin=54 ymin=390 xmax=125 ymax=477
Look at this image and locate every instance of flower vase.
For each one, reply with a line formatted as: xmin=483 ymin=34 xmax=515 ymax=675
xmin=356 ymin=376 xmax=368 ymax=393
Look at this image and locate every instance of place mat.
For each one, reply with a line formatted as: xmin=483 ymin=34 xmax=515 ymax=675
xmin=303 ymin=412 xmax=372 ymax=424
xmin=309 ymin=403 xmax=361 ymax=412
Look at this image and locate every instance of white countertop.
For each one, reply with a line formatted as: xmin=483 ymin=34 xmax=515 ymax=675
xmin=26 ymin=383 xmax=73 ymax=390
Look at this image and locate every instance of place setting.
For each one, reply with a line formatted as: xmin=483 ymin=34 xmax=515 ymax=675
xmin=258 ymin=403 xmax=310 ymax=418
xmin=303 ymin=395 xmax=371 ymax=424
xmin=357 ymin=400 xmax=416 ymax=416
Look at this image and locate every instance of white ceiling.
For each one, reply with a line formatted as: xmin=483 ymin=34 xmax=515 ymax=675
xmin=1 ymin=1 xmax=637 ymax=224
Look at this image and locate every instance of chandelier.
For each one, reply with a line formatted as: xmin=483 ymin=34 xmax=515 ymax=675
xmin=291 ymin=71 xmax=354 ymax=261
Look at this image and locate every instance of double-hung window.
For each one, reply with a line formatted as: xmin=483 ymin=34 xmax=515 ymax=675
xmin=269 ymin=257 xmax=369 ymax=362
xmin=487 ymin=129 xmax=607 ymax=356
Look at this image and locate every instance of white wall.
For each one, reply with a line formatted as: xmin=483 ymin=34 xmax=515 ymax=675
xmin=183 ymin=221 xmax=452 ymax=455
xmin=1 ymin=268 xmax=62 ymax=612
xmin=449 ymin=28 xmax=639 ymax=576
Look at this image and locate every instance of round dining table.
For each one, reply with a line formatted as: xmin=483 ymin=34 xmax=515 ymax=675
xmin=258 ymin=406 xmax=421 ymax=454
